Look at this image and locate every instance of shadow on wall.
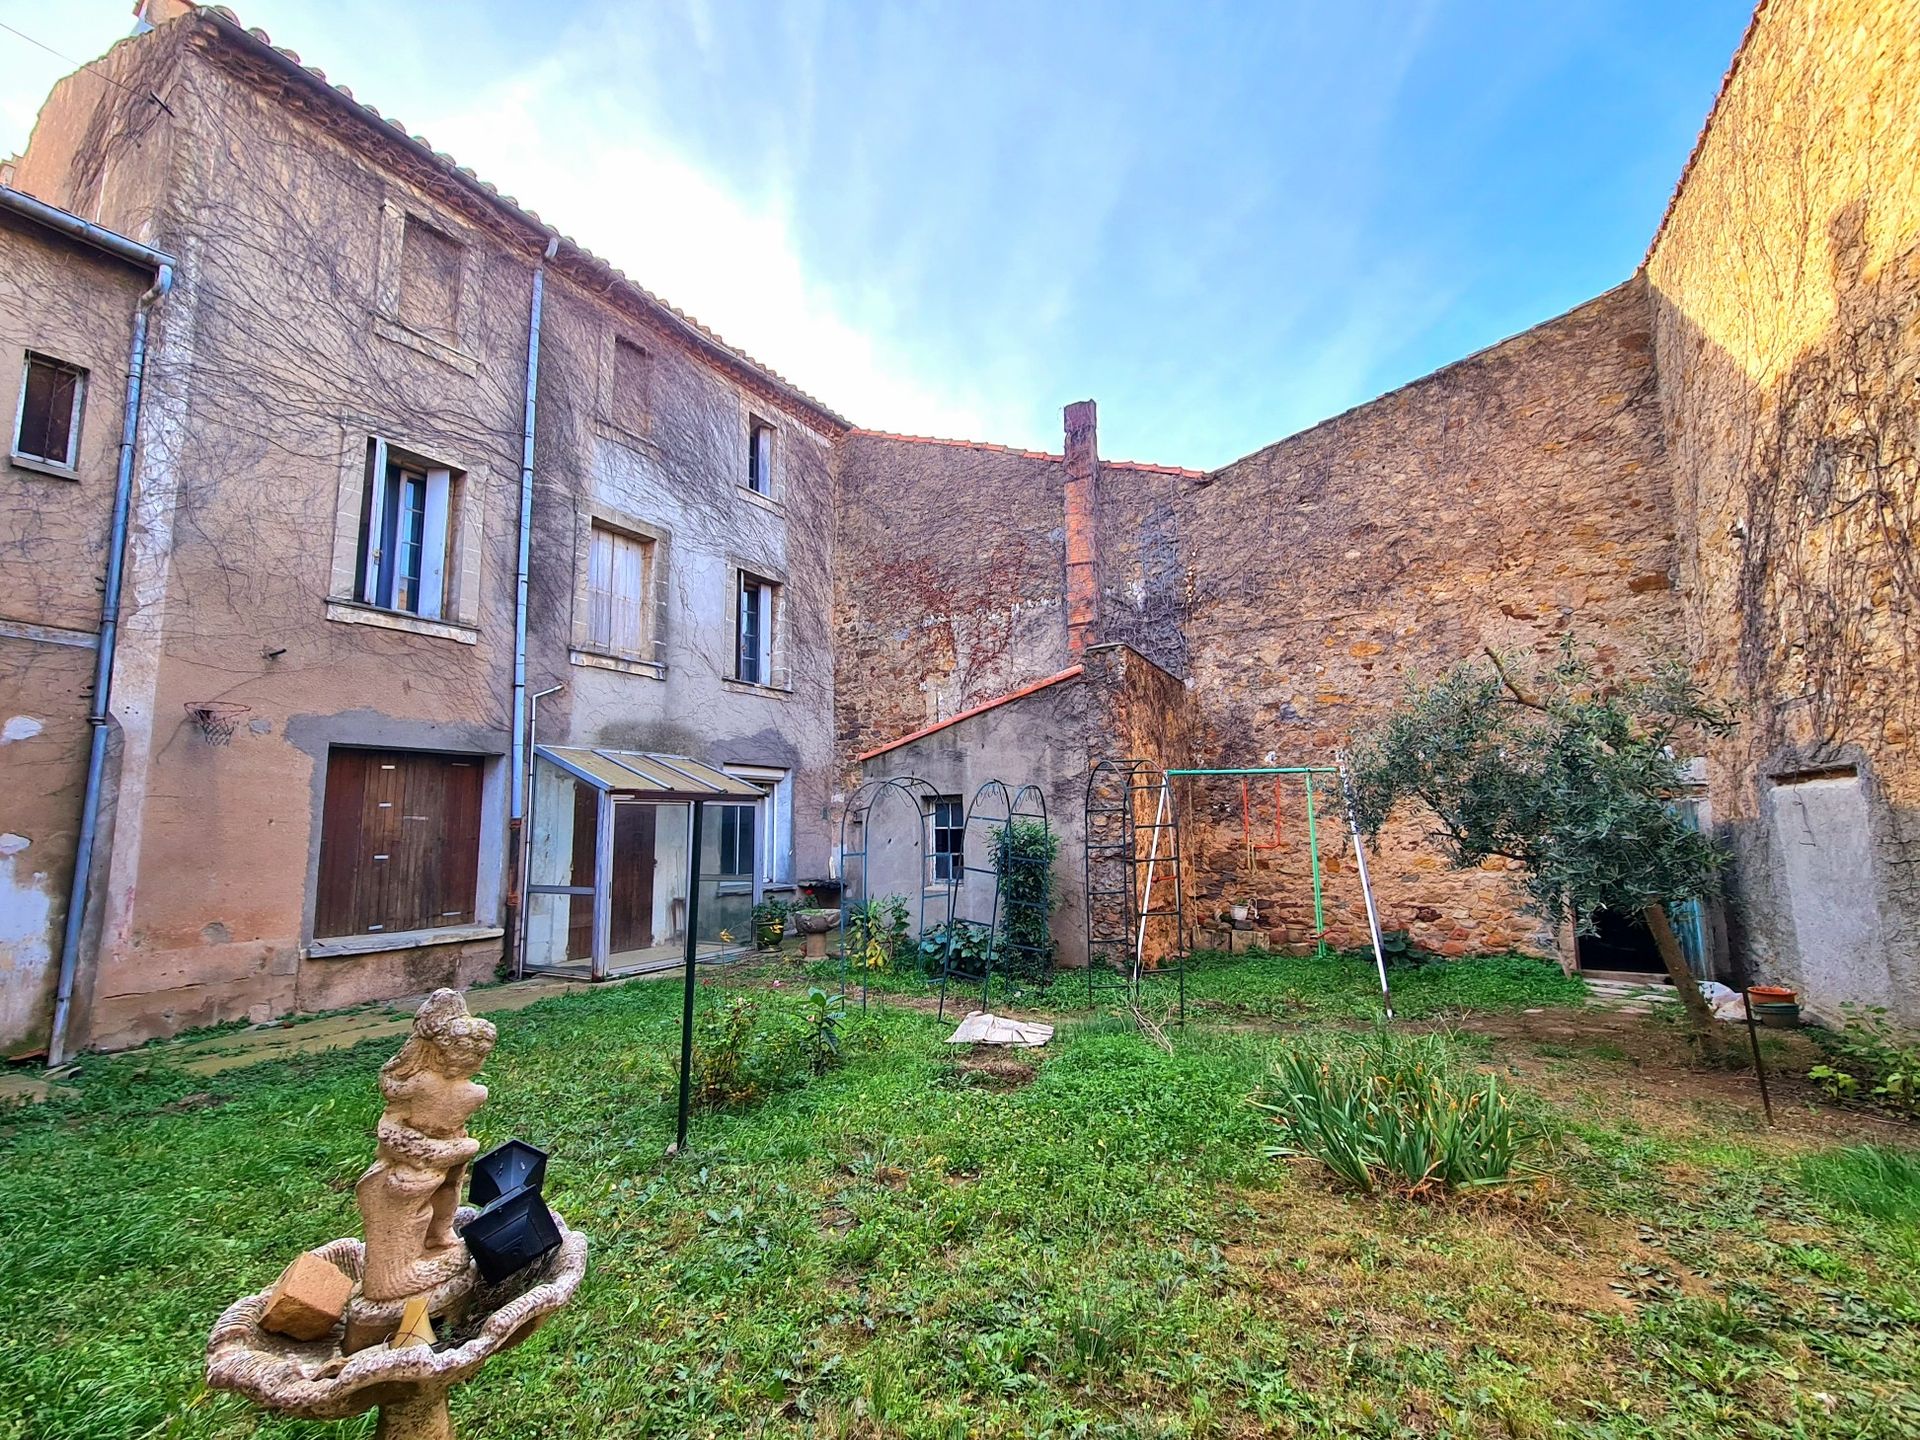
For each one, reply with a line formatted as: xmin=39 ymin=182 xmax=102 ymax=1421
xmin=1648 ymin=195 xmax=1919 ymax=1021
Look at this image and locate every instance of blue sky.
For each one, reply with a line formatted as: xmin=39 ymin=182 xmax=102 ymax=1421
xmin=1 ymin=1 xmax=1753 ymax=467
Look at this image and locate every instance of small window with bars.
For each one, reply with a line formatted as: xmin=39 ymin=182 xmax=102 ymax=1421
xmin=13 ymin=353 xmax=87 ymax=471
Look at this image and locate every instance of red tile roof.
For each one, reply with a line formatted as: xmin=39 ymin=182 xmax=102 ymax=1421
xmin=856 ymin=665 xmax=1086 ymax=762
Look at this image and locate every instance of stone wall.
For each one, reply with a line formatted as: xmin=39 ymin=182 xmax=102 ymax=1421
xmin=834 ymin=432 xmax=1071 ymax=763
xmin=1645 ymin=0 xmax=1920 ymax=1019
xmin=1174 ymin=278 xmax=1686 ymax=957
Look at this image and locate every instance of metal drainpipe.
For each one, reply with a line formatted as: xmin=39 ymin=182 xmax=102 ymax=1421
xmin=504 ymin=232 xmax=559 ymax=977
xmin=43 ymin=243 xmax=175 ymax=1067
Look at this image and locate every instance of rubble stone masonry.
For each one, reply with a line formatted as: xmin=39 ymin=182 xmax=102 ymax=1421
xmin=1646 ymin=0 xmax=1920 ymax=1014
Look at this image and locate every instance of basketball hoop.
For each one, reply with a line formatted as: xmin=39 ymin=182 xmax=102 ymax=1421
xmin=184 ymin=700 xmax=251 ymax=746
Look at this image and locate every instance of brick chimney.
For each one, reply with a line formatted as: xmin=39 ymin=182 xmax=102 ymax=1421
xmin=132 ymin=0 xmax=195 ymax=33
xmin=1063 ymin=400 xmax=1098 ymax=654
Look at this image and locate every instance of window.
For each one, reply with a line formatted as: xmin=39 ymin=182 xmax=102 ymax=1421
xmin=928 ymin=796 xmax=964 ymax=885
xmin=356 ymin=439 xmax=455 ymax=617
xmin=397 ymin=216 xmax=462 ymax=342
xmin=747 ymin=417 xmax=774 ymax=496
xmin=716 ymin=804 xmax=756 ymax=886
xmin=611 ymin=338 xmax=650 ymax=431
xmin=586 ymin=522 xmax=651 ymax=655
xmin=726 ymin=765 xmax=794 ymax=885
xmin=733 ymin=570 xmax=778 ymax=684
xmin=13 ymin=353 xmax=86 ymax=470
xmin=315 ymin=749 xmax=482 ymax=938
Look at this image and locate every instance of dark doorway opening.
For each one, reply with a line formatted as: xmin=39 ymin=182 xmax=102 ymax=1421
xmin=1577 ymin=907 xmax=1665 ymax=976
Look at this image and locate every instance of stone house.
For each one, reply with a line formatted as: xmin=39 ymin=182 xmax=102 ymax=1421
xmin=0 ymin=0 xmax=1913 ymax=1055
xmin=2 ymin=1 xmax=845 ymax=1059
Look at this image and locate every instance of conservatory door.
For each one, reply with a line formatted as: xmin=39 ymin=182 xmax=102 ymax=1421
xmin=697 ymin=800 xmax=760 ymax=949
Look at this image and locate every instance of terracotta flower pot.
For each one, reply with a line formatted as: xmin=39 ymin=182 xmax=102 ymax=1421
xmin=1747 ymin=984 xmax=1797 ymax=1004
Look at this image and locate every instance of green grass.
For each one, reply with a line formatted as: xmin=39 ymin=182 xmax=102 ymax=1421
xmin=1797 ymin=1145 xmax=1920 ymax=1227
xmin=3 ymin=975 xmax=1918 ymax=1438
xmin=812 ymin=946 xmax=1588 ymax=1025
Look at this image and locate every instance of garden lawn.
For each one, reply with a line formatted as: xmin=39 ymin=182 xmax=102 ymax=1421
xmin=2 ymin=957 xmax=1917 ymax=1439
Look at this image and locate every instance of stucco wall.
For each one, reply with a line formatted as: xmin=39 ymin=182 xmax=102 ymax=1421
xmin=530 ymin=280 xmax=842 ymax=883
xmin=0 ymin=215 xmax=149 ymax=1055
xmin=1645 ymin=0 xmax=1920 ymax=1020
xmin=861 ymin=674 xmax=1092 ymax=966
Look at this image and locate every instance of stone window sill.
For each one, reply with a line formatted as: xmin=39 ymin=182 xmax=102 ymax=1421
xmin=306 ymin=924 xmax=503 ymax=960
xmin=325 ymin=598 xmax=480 ymax=645
xmin=720 ymin=677 xmax=792 ymax=699
xmin=738 ymin=486 xmax=782 ymax=515
xmin=569 ymin=647 xmax=666 ymax=680
xmin=9 ymin=452 xmax=81 ymax=481
xmin=373 ymin=315 xmax=480 ymax=377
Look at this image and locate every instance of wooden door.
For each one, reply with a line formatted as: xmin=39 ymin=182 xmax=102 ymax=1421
xmin=609 ymin=802 xmax=658 ymax=954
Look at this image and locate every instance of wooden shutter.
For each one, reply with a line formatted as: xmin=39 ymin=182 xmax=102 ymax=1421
xmin=611 ymin=532 xmax=646 ymax=653
xmin=359 ymin=439 xmax=389 ymax=604
xmin=314 ymin=749 xmax=483 ymax=938
xmin=418 ymin=467 xmax=451 ymax=619
xmin=587 ymin=524 xmax=614 ymax=649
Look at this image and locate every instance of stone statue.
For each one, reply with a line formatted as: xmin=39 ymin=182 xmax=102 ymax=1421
xmin=344 ymin=989 xmax=497 ymax=1352
xmin=207 ymin=987 xmax=589 ymax=1440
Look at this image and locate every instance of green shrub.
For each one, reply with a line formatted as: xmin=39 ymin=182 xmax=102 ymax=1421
xmin=1255 ymin=1028 xmax=1547 ymax=1196
xmin=1808 ymin=1005 xmax=1920 ymax=1119
xmin=1796 ymin=1145 xmax=1920 ymax=1226
xmin=988 ymin=819 xmax=1059 ymax=981
xmin=800 ymin=986 xmax=846 ymax=1075
xmin=920 ymin=917 xmax=993 ymax=976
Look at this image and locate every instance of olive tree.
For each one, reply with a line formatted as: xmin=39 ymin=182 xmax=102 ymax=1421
xmin=1348 ymin=644 xmax=1733 ymax=1042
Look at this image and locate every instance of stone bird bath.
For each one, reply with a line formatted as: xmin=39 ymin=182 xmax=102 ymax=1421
xmin=206 ymin=990 xmax=588 ymax=1439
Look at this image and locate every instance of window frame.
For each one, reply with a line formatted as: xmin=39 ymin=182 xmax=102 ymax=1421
xmin=927 ymin=795 xmax=965 ymax=887
xmin=355 ymin=438 xmax=456 ymax=620
xmin=725 ymin=764 xmax=794 ymax=887
xmin=746 ymin=416 xmax=775 ymax=497
xmin=734 ymin=571 xmax=771 ymax=684
xmin=11 ymin=351 xmax=87 ymax=474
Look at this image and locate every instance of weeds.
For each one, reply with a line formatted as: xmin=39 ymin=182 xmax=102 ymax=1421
xmin=1255 ymin=1027 xmax=1548 ymax=1195
xmin=1797 ymin=1144 xmax=1920 ymax=1226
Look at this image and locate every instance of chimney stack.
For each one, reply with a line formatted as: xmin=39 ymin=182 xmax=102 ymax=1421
xmin=1063 ymin=400 xmax=1098 ymax=654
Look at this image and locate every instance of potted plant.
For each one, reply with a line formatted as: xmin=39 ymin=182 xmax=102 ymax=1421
xmin=751 ymin=898 xmax=790 ymax=951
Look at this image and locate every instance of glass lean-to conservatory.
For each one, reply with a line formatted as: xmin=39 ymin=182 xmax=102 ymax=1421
xmin=523 ymin=747 xmax=770 ymax=979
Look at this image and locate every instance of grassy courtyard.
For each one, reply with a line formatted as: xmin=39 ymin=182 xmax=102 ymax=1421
xmin=3 ymin=953 xmax=1917 ymax=1438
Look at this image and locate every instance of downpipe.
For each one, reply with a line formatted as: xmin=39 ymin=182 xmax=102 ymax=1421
xmin=48 ymin=259 xmax=175 ymax=1067
xmin=504 ymin=233 xmax=559 ymax=979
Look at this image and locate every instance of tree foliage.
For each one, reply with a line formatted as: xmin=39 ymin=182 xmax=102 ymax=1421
xmin=1349 ymin=643 xmax=1734 ymax=935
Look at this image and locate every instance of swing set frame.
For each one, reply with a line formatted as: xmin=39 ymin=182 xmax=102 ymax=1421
xmin=1083 ymin=757 xmax=1395 ymax=1020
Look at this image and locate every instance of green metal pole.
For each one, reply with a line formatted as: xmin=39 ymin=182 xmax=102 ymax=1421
xmin=1304 ymin=773 xmax=1326 ymax=956
xmin=1166 ymin=766 xmax=1339 ymax=778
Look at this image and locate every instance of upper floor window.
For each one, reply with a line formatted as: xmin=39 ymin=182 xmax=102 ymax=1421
xmin=356 ymin=439 xmax=458 ymax=618
xmin=747 ymin=417 xmax=774 ymax=496
xmin=611 ymin=338 xmax=651 ymax=433
xmin=397 ymin=215 xmax=463 ymax=343
xmin=733 ymin=570 xmax=780 ymax=684
xmin=585 ymin=522 xmax=652 ymax=656
xmin=12 ymin=353 xmax=86 ymax=472
xmin=927 ymin=796 xmax=964 ymax=885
